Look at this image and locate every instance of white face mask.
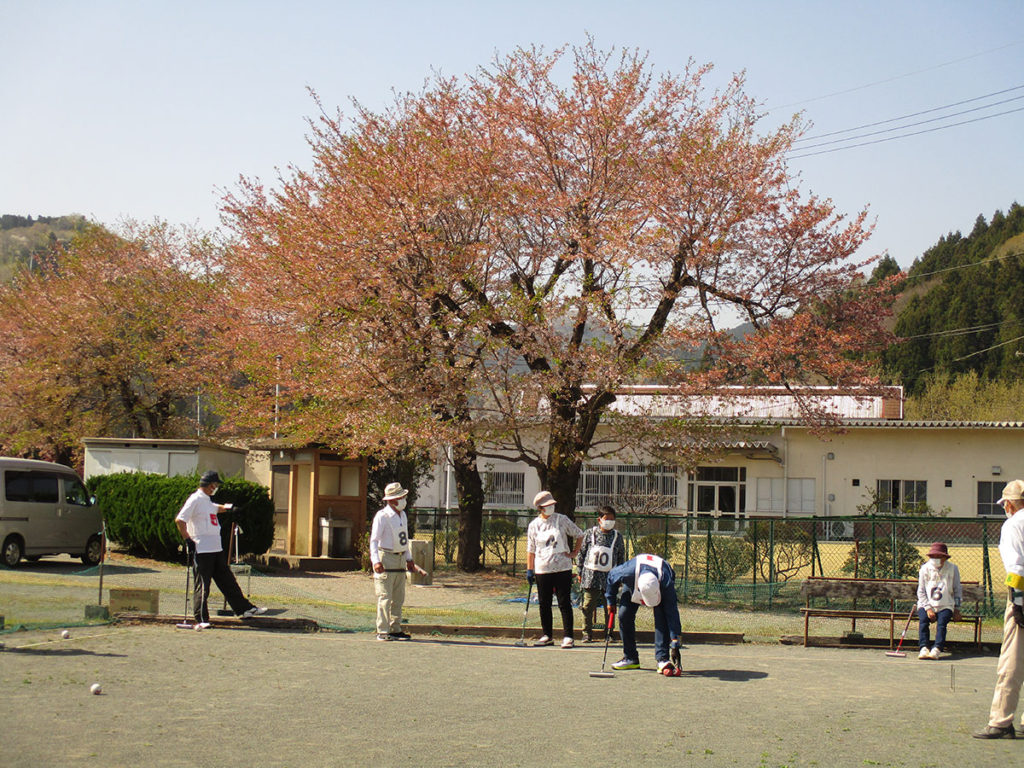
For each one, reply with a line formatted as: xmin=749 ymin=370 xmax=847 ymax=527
xmin=539 ymin=506 xmax=553 ymax=517
xmin=929 ymin=558 xmax=943 ymax=568
xmin=394 ymin=498 xmax=407 ymax=511
xmin=599 ymin=519 xmax=615 ymax=531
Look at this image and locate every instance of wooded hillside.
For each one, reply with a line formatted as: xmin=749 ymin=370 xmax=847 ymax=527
xmin=880 ymin=202 xmax=1024 ymax=393
xmin=0 ymin=214 xmax=87 ymax=282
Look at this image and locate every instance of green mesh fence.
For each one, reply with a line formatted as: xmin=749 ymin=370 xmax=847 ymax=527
xmin=0 ymin=511 xmax=1009 ymax=639
xmin=418 ymin=509 xmax=1009 ymax=616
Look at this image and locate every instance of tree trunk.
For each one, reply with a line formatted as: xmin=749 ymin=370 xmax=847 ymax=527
xmin=452 ymin=440 xmax=484 ymax=572
xmin=543 ymin=450 xmax=582 ymax=521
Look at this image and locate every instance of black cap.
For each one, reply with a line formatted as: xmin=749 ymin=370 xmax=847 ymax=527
xmin=199 ymin=470 xmax=221 ymax=486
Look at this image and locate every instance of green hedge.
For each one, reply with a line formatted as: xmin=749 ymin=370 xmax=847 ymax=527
xmin=86 ymin=472 xmax=274 ymax=562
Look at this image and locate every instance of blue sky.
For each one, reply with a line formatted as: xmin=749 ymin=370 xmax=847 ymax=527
xmin=2 ymin=1 xmax=1021 ymax=269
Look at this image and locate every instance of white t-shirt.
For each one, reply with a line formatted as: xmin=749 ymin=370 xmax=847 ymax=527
xmin=527 ymin=512 xmax=583 ymax=574
xmin=369 ymin=505 xmax=412 ymax=565
xmin=999 ymin=512 xmax=1024 ymax=589
xmin=916 ymin=560 xmax=961 ymax=611
xmin=175 ymin=488 xmax=223 ymax=554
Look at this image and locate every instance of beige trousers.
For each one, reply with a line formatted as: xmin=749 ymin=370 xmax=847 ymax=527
xmin=988 ymin=598 xmax=1024 ymax=728
xmin=374 ymin=551 xmax=407 ymax=635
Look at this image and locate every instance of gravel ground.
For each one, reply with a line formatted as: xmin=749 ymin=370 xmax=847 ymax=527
xmin=0 ymin=623 xmax=1017 ymax=768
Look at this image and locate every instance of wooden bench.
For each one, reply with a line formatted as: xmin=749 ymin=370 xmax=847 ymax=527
xmin=800 ymin=577 xmax=985 ymax=648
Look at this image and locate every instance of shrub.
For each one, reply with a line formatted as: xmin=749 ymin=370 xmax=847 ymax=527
xmin=482 ymin=517 xmax=521 ymax=565
xmin=631 ymin=532 xmax=678 ymax=561
xmin=743 ymin=521 xmax=813 ymax=583
xmin=86 ymin=472 xmax=274 ymax=562
xmin=841 ymin=538 xmax=923 ymax=579
xmin=678 ymin=535 xmax=753 ymax=583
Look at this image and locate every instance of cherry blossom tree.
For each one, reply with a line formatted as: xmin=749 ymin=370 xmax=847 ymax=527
xmin=222 ymin=42 xmax=895 ymax=570
xmin=0 ymin=221 xmax=224 ymax=465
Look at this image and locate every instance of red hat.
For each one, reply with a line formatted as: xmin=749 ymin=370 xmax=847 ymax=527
xmin=926 ymin=542 xmax=949 ymax=559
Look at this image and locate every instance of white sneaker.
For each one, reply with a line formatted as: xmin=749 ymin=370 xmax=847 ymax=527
xmin=533 ymin=635 xmax=552 ymax=647
xmin=195 ymin=622 xmax=212 ymax=631
xmin=928 ymin=646 xmax=941 ymax=660
xmin=241 ymin=606 xmax=267 ymax=618
xmin=918 ymin=647 xmax=930 ymax=659
xmin=560 ymin=636 xmax=574 ymax=648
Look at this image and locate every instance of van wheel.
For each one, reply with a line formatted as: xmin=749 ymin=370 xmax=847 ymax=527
xmin=81 ymin=535 xmax=103 ymax=566
xmin=2 ymin=536 xmax=23 ymax=567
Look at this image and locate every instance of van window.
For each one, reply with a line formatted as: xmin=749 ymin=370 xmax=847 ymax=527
xmin=64 ymin=478 xmax=91 ymax=506
xmin=4 ymin=471 xmax=60 ymax=503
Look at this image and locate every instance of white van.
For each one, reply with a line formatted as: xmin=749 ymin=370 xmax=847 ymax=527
xmin=0 ymin=457 xmax=103 ymax=567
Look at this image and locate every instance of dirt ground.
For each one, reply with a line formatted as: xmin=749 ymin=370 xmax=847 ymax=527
xmin=1 ymin=621 xmax=1020 ymax=768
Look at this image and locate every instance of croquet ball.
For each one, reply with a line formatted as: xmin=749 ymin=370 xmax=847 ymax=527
xmin=90 ymin=683 xmax=102 ymax=695
xmin=61 ymin=630 xmax=70 ymax=639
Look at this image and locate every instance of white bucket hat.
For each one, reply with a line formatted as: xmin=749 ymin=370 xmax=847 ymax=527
xmin=383 ymin=482 xmax=408 ymax=501
xmin=637 ymin=571 xmax=661 ymax=606
xmin=532 ymin=490 xmax=556 ymax=510
xmin=997 ymin=479 xmax=1024 ymax=505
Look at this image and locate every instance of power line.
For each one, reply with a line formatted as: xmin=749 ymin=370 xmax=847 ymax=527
xmin=793 ymin=85 xmax=1024 ymax=143
xmin=907 ymin=249 xmax=1022 ymax=282
xmin=769 ymin=39 xmax=1024 ymax=112
xmin=793 ymin=94 xmax=1024 ymax=152
xmin=788 ymin=105 xmax=1024 ymax=159
xmin=894 ymin=318 xmax=1024 ymax=343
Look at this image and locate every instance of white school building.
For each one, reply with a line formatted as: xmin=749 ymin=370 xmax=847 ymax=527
xmin=414 ymin=386 xmax=1024 ymax=527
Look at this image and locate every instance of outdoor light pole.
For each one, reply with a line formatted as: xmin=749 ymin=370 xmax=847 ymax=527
xmin=273 ymin=354 xmax=282 ymax=439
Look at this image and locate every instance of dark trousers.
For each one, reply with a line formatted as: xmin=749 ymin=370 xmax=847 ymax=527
xmin=535 ymin=570 xmax=574 ymax=639
xmin=918 ymin=607 xmax=953 ymax=650
xmin=193 ymin=550 xmax=253 ymax=622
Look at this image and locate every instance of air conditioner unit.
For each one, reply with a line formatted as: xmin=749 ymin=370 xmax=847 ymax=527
xmin=828 ymin=521 xmax=854 ymax=540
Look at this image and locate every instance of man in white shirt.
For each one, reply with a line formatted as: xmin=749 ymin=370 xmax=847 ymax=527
xmin=974 ymin=478 xmax=1024 ymax=739
xmin=369 ymin=482 xmax=423 ymax=641
xmin=175 ymin=470 xmax=265 ymax=629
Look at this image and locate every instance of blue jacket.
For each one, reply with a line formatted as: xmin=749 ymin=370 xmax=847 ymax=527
xmin=605 ymin=555 xmax=675 ymax=604
xmin=605 ymin=554 xmax=682 ymax=641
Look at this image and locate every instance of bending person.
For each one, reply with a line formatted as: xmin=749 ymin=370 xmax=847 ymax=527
xmin=605 ymin=553 xmax=682 ymax=675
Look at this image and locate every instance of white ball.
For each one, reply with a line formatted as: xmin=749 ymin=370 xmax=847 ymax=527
xmin=90 ymin=683 xmax=102 ymax=695
xmin=61 ymin=630 xmax=70 ymax=639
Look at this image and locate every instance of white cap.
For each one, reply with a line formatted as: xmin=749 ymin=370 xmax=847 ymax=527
xmin=532 ymin=491 xmax=556 ymax=510
xmin=637 ymin=571 xmax=661 ymax=606
xmin=997 ymin=479 xmax=1024 ymax=505
xmin=383 ymin=482 xmax=408 ymax=501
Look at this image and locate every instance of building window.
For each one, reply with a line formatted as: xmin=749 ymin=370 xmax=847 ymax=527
xmin=687 ymin=466 xmax=746 ymax=515
xmin=876 ymin=479 xmax=927 ymax=514
xmin=977 ymin=481 xmax=1004 ymax=516
xmin=755 ymin=478 xmax=815 ymax=514
xmin=483 ymin=470 xmax=525 ymax=507
xmin=575 ymin=464 xmax=678 ymax=511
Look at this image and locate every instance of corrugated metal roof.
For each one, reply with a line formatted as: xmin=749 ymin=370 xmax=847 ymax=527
xmin=727 ymin=418 xmax=1024 ymax=429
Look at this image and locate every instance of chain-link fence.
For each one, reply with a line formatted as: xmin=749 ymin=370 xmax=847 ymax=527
xmin=417 ymin=509 xmax=1010 ymax=615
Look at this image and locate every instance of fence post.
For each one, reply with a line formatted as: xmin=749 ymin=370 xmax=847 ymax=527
xmin=811 ymin=519 xmax=818 ymax=578
xmin=663 ymin=514 xmax=670 ymax=560
xmin=890 ymin=521 xmax=897 ymax=578
xmin=512 ymin=510 xmax=519 ymax=577
xmin=870 ymin=518 xmax=877 ymax=578
xmin=683 ymin=515 xmax=691 ymax=604
xmin=768 ymin=518 xmax=775 ymax=610
xmin=751 ymin=518 xmax=758 ymax=608
xmin=982 ymin=518 xmax=993 ymax=612
xmin=705 ymin=525 xmax=712 ymax=599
